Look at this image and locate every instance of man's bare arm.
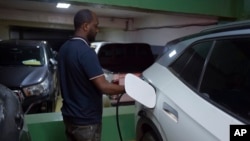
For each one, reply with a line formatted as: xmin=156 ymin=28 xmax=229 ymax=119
xmin=91 ymin=75 xmax=125 ymax=95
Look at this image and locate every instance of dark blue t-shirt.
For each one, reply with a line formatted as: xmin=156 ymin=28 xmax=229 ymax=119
xmin=58 ymin=38 xmax=104 ymax=125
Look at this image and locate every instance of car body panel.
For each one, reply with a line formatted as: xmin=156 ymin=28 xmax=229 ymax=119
xmin=90 ymin=41 xmax=111 ymax=53
xmin=126 ymin=20 xmax=250 ymax=141
xmin=127 ymin=63 xmax=243 ymax=141
xmin=0 ymin=66 xmax=47 ymax=87
xmin=144 ymin=63 xmax=242 ymax=141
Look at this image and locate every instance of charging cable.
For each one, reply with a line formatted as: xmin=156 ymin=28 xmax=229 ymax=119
xmin=116 ymin=93 xmax=125 ymax=141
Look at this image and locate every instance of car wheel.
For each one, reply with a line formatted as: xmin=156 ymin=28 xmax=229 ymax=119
xmin=136 ymin=117 xmax=163 ymax=141
xmin=140 ymin=131 xmax=158 ymax=141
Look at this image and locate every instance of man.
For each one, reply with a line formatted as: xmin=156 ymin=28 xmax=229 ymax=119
xmin=58 ymin=9 xmax=125 ymax=141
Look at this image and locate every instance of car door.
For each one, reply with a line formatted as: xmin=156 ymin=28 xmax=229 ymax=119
xmin=155 ymin=37 xmax=249 ymax=141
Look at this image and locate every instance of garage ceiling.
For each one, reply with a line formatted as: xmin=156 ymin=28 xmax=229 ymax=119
xmin=0 ymin=0 xmax=156 ymax=19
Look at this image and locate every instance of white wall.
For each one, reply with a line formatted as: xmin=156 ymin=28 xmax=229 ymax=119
xmin=95 ymin=13 xmax=218 ymax=46
xmin=125 ymin=14 xmax=218 ymax=45
xmin=125 ymin=26 xmax=210 ymax=45
xmin=96 ymin=28 xmax=127 ymax=42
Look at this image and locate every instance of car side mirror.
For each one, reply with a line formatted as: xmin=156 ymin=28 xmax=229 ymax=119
xmin=49 ymin=58 xmax=57 ymax=70
xmin=125 ymin=73 xmax=156 ymax=108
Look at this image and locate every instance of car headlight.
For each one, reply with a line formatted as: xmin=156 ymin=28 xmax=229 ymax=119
xmin=23 ymin=78 xmax=49 ymax=97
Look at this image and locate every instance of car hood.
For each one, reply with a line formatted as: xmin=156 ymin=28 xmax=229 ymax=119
xmin=0 ymin=66 xmax=47 ymax=88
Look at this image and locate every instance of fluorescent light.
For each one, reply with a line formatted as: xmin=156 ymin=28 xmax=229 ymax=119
xmin=56 ymin=3 xmax=71 ymax=9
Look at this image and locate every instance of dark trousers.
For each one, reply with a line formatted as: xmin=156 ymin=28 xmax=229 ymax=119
xmin=63 ymin=120 xmax=102 ymax=141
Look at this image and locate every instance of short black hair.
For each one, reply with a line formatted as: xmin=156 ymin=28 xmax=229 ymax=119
xmin=74 ymin=9 xmax=93 ymax=30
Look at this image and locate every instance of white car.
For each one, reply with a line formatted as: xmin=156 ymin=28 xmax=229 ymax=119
xmin=125 ymin=20 xmax=250 ymax=141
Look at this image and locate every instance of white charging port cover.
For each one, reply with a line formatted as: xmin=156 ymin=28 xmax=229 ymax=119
xmin=125 ymin=73 xmax=156 ymax=108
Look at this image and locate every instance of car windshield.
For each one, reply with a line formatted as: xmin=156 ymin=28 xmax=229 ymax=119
xmin=98 ymin=43 xmax=154 ymax=72
xmin=0 ymin=45 xmax=44 ymax=66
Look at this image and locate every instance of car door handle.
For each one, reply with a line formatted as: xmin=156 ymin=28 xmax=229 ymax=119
xmin=163 ymin=102 xmax=178 ymax=123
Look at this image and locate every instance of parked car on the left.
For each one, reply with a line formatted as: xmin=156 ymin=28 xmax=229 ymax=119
xmin=0 ymin=84 xmax=31 ymax=141
xmin=0 ymin=40 xmax=59 ymax=114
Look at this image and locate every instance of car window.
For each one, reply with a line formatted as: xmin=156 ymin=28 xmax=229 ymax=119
xmin=127 ymin=46 xmax=136 ymax=57
xmin=170 ymin=41 xmax=212 ymax=88
xmin=114 ymin=45 xmax=125 ymax=58
xmin=97 ymin=43 xmax=154 ymax=72
xmin=98 ymin=45 xmax=113 ymax=58
xmin=170 ymin=37 xmax=250 ymax=122
xmin=200 ymin=37 xmax=250 ymax=122
xmin=0 ymin=45 xmax=44 ymax=66
xmin=137 ymin=44 xmax=152 ymax=57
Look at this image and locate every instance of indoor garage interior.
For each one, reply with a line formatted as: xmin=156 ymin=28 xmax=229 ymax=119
xmin=0 ymin=0 xmax=250 ymax=141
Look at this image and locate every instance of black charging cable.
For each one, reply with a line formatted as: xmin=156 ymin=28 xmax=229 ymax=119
xmin=116 ymin=93 xmax=125 ymax=141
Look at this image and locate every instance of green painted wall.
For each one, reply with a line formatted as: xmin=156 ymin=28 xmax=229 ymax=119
xmin=71 ymin=0 xmax=243 ymax=19
xmin=25 ymin=106 xmax=136 ymax=141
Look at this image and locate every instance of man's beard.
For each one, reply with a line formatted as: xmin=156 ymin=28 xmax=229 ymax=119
xmin=87 ymin=33 xmax=96 ymax=43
